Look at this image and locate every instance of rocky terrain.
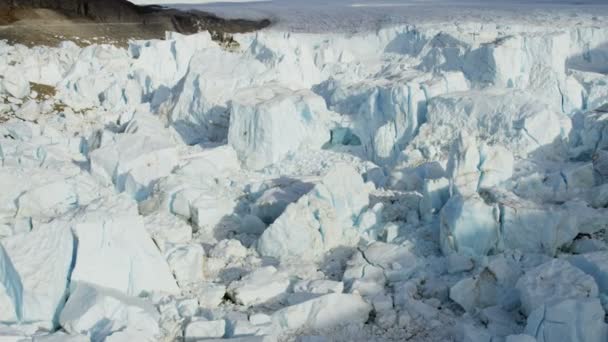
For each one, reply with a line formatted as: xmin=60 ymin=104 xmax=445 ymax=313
xmin=0 ymin=0 xmax=270 ymax=46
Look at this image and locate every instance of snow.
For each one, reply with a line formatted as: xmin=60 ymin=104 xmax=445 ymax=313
xmin=2 ymin=2 xmax=608 ymax=341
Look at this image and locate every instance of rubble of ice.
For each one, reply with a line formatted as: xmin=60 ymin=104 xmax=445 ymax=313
xmin=1 ymin=4 xmax=608 ymax=342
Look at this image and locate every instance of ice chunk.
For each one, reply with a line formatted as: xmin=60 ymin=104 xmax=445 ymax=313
xmin=525 ymin=298 xmax=608 ymax=342
xmin=59 ymin=283 xmax=160 ymax=342
xmin=150 ymin=171 xmax=241 ymax=232
xmin=505 ymin=335 xmax=536 ymax=342
xmin=142 ymin=212 xmax=192 ymax=252
xmin=168 ymin=47 xmax=266 ymax=144
xmin=14 ymin=100 xmax=40 ymax=122
xmin=569 ymin=252 xmax=608 ymax=296
xmin=571 ymin=238 xmax=607 ymax=254
xmin=447 ymin=133 xmax=513 ymax=196
xmin=409 ymin=90 xmax=571 ymax=164
xmin=440 ymin=194 xmax=500 ymax=256
xmin=450 ymin=269 xmax=500 ymax=312
xmin=447 ymin=133 xmax=482 ymax=196
xmin=477 ymin=144 xmax=514 ymax=190
xmin=420 ymin=177 xmax=450 ymax=220
xmin=165 ymin=244 xmax=205 ymax=287
xmin=499 ymin=195 xmax=605 ymax=255
xmin=271 ymin=294 xmax=371 ymax=332
xmin=33 ymin=332 xmax=90 ymax=342
xmin=185 ymin=319 xmax=226 ymax=341
xmin=196 ymin=282 xmax=226 ymax=308
xmin=89 ymin=115 xmax=180 ymax=201
xmin=360 ymin=242 xmax=420 ymax=283
xmin=69 ymin=195 xmax=179 ymax=296
xmin=515 ymin=259 xmax=598 ymax=316
xmin=2 ymin=68 xmax=30 ymax=99
xmin=293 ymin=280 xmax=344 ymax=295
xmin=227 ymin=266 xmax=290 ymax=306
xmin=209 ymin=239 xmax=248 ymax=261
xmin=0 ymin=245 xmax=21 ymax=323
xmin=318 ymin=71 xmax=468 ymax=164
xmin=16 ymin=180 xmax=78 ymax=220
xmin=569 ymin=108 xmax=608 ymax=160
xmin=257 ymin=164 xmax=372 ymax=261
xmin=447 ymin=254 xmax=474 ymax=274
xmin=251 ymin=179 xmax=314 ymax=225
xmin=228 ymin=85 xmax=332 ymax=170
xmin=0 ymin=224 xmax=73 ymax=327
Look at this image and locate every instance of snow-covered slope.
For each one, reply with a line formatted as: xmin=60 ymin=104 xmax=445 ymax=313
xmin=1 ymin=4 xmax=608 ymax=342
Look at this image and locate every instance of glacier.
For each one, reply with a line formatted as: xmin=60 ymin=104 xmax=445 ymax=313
xmin=1 ymin=2 xmax=608 ymax=342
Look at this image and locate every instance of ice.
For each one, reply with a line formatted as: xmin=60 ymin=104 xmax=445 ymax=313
xmin=129 ymin=32 xmax=215 ymax=97
xmin=227 ymin=266 xmax=290 ymax=306
xmin=524 ymin=298 xmax=608 ymax=342
xmin=32 ymin=332 xmax=89 ymax=342
xmin=569 ymin=252 xmax=608 ymax=297
xmin=168 ymin=45 xmax=266 ymax=144
xmin=447 ymin=254 xmax=475 ymax=274
xmin=293 ymin=280 xmax=344 ymax=295
xmin=446 ymin=133 xmax=514 ymax=196
xmin=59 ymin=283 xmax=160 ymax=342
xmin=250 ymin=179 xmax=314 ymax=224
xmin=406 ymin=90 xmax=571 ymax=166
xmin=3 ymin=5 xmax=608 ymax=341
xmin=515 ymin=259 xmax=599 ymax=316
xmin=165 ymin=244 xmax=205 ymax=287
xmin=317 ymin=71 xmax=468 ymax=164
xmin=450 ymin=269 xmax=501 ymax=312
xmin=271 ymin=293 xmax=371 ymax=332
xmin=257 ymin=164 xmax=373 ymax=261
xmin=68 ymin=195 xmax=179 ymax=296
xmin=228 ymin=85 xmax=332 ymax=170
xmin=2 ymin=69 xmax=30 ymax=99
xmin=89 ymin=114 xmax=181 ymax=201
xmin=440 ymin=194 xmax=500 ymax=256
xmin=505 ymin=335 xmax=537 ymax=342
xmin=185 ymin=319 xmax=226 ymax=341
xmin=196 ymin=283 xmax=227 ymax=308
xmin=0 ymin=224 xmax=73 ymax=328
xmin=142 ymin=212 xmax=192 ymax=252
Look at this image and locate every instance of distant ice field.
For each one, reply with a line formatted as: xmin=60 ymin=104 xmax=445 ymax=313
xmin=130 ymin=0 xmax=608 ymax=32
